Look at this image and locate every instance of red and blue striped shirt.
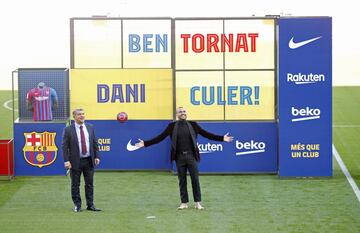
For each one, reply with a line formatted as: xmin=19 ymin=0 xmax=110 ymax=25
xmin=27 ymin=87 xmax=58 ymax=121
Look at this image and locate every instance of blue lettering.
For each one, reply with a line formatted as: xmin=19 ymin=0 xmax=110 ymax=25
xmin=240 ymin=86 xmax=252 ymax=105
xmin=228 ymin=86 xmax=238 ymax=105
xmin=97 ymin=84 xmax=109 ymax=103
xmin=126 ymin=84 xmax=138 ymax=102
xmin=217 ymin=86 xmax=225 ymax=105
xmin=190 ymin=86 xmax=200 ymax=105
xmin=129 ymin=34 xmax=141 ymax=52
xmin=143 ymin=34 xmax=153 ymax=52
xmin=254 ymin=86 xmax=259 ymax=105
xmin=156 ymin=34 xmax=168 ymax=52
xmin=128 ymin=34 xmax=168 ymax=53
xmin=111 ymin=84 xmax=124 ymax=103
xmin=97 ymin=84 xmax=146 ymax=103
xmin=202 ymin=86 xmax=214 ymax=105
xmin=140 ymin=84 xmax=146 ymax=102
xmin=189 ymin=86 xmax=260 ymax=106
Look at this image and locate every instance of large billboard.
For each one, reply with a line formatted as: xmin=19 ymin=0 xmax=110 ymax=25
xmin=71 ymin=18 xmax=276 ymax=121
xmin=13 ymin=17 xmax=332 ymax=175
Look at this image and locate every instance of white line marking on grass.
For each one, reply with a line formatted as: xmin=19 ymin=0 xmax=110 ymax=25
xmin=333 ymin=125 xmax=360 ymax=128
xmin=332 ymin=144 xmax=360 ymax=202
xmin=3 ymin=99 xmax=18 ymax=112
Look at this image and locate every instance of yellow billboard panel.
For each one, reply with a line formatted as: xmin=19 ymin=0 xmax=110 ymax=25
xmin=73 ymin=20 xmax=122 ymax=68
xmin=175 ymin=19 xmax=275 ymax=70
xmin=176 ymin=71 xmax=223 ymax=120
xmin=224 ymin=19 xmax=275 ymax=69
xmin=176 ymin=71 xmax=275 ymax=120
xmin=225 ymin=71 xmax=275 ymax=120
xmin=71 ymin=69 xmax=172 ymax=120
xmin=175 ymin=20 xmax=223 ymax=70
xmin=123 ymin=20 xmax=172 ymax=68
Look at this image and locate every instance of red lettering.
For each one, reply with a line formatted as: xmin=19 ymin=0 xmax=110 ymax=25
xmin=235 ymin=33 xmax=248 ymax=52
xmin=248 ymin=33 xmax=258 ymax=52
xmin=207 ymin=34 xmax=219 ymax=52
xmin=221 ymin=34 xmax=233 ymax=52
xmin=192 ymin=34 xmax=205 ymax=53
xmin=180 ymin=34 xmax=191 ymax=53
xmin=180 ymin=33 xmax=259 ymax=53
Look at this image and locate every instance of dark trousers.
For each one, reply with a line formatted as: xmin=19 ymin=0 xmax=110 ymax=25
xmin=176 ymin=152 xmax=201 ymax=203
xmin=70 ymin=157 xmax=94 ymax=208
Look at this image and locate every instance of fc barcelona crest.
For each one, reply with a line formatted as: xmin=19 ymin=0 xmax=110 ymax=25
xmin=23 ymin=131 xmax=58 ymax=168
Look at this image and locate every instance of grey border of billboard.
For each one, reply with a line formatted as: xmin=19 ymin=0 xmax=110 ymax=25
xmin=69 ymin=16 xmax=278 ymax=122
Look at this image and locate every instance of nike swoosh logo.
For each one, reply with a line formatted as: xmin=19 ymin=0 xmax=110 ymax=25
xmin=288 ymin=36 xmax=322 ymax=49
xmin=126 ymin=140 xmax=140 ymax=151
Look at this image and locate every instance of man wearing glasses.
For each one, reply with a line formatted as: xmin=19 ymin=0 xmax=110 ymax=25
xmin=136 ymin=107 xmax=233 ymax=210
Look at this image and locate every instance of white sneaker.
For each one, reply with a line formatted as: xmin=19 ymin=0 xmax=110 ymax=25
xmin=194 ymin=202 xmax=204 ymax=210
xmin=177 ymin=203 xmax=189 ymax=210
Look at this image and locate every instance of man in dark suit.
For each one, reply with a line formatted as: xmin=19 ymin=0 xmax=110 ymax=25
xmin=62 ymin=108 xmax=101 ymax=212
xmin=136 ymin=107 xmax=233 ymax=210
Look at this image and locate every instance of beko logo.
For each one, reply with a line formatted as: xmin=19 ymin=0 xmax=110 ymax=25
xmin=197 ymin=143 xmax=223 ymax=154
xmin=287 ymin=73 xmax=325 ymax=85
xmin=235 ymin=140 xmax=266 ymax=155
xmin=291 ymin=107 xmax=321 ymax=122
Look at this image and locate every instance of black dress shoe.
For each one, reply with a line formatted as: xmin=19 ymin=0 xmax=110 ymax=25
xmin=87 ymin=206 xmax=101 ymax=211
xmin=73 ymin=206 xmax=81 ymax=212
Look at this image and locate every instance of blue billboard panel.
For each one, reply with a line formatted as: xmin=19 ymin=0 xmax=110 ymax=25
xmin=14 ymin=122 xmax=66 ymax=175
xmin=14 ymin=120 xmax=276 ymax=174
xmin=278 ymin=17 xmax=332 ymax=177
xmin=197 ymin=122 xmax=277 ymax=173
xmin=91 ymin=120 xmax=277 ymax=173
xmin=87 ymin=120 xmax=172 ymax=170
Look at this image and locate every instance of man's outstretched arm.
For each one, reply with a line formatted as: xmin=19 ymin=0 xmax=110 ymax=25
xmin=195 ymin=122 xmax=233 ymax=142
xmin=135 ymin=123 xmax=172 ymax=148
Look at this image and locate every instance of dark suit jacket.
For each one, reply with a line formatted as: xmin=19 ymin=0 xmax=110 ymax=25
xmin=62 ymin=123 xmax=100 ymax=169
xmin=144 ymin=121 xmax=223 ymax=162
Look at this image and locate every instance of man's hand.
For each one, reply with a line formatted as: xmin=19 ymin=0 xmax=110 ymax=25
xmin=95 ymin=158 xmax=100 ymax=166
xmin=135 ymin=139 xmax=145 ymax=148
xmin=223 ymin=133 xmax=234 ymax=142
xmin=64 ymin=161 xmax=72 ymax=169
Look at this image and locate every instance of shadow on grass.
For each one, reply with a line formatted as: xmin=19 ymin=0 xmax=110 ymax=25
xmin=0 ymin=177 xmax=29 ymax=208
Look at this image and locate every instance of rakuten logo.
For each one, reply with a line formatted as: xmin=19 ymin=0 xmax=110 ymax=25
xmin=197 ymin=143 xmax=223 ymax=154
xmin=235 ymin=140 xmax=266 ymax=155
xmin=287 ymin=72 xmax=325 ymax=85
xmin=291 ymin=107 xmax=321 ymax=122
